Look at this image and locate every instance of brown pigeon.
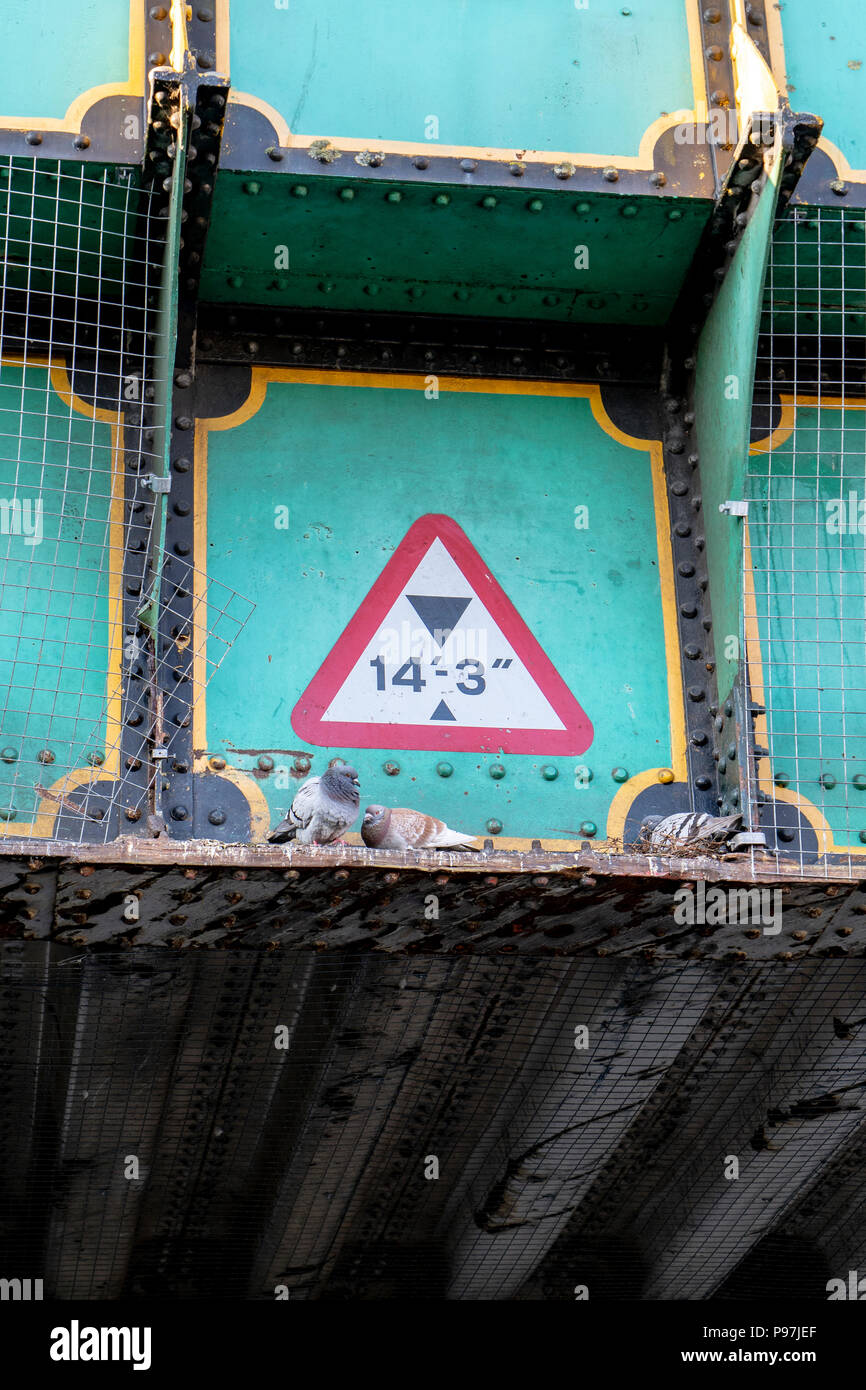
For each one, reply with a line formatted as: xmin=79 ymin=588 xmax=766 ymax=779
xmin=361 ymin=804 xmax=480 ymax=851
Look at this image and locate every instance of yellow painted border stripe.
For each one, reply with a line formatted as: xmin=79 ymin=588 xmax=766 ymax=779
xmin=195 ymin=368 xmax=688 ymax=849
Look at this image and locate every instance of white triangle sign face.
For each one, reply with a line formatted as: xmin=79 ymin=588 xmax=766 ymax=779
xmin=291 ymin=514 xmax=593 ymax=754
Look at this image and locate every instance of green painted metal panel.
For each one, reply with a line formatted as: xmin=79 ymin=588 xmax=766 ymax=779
xmin=201 ymin=376 xmax=681 ymax=845
xmin=228 ymin=0 xmax=696 ymax=157
xmin=780 ymin=0 xmax=866 ymax=175
xmin=0 ymin=162 xmax=142 ymax=302
xmin=0 ymin=2 xmax=132 ymax=123
xmin=759 ymin=208 xmax=866 ymax=338
xmin=0 ymin=361 xmax=117 ymax=827
xmin=201 ymin=175 xmax=710 ymax=323
xmin=695 ymin=148 xmax=783 ymax=703
xmin=747 ymin=403 xmax=866 ymax=847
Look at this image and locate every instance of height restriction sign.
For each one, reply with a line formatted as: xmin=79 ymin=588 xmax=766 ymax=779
xmin=291 ymin=514 xmax=593 ymax=754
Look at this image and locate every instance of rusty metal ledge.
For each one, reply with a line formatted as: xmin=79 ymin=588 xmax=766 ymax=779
xmin=0 ymin=835 xmax=863 ymax=883
xmin=0 ymin=837 xmax=864 ymax=960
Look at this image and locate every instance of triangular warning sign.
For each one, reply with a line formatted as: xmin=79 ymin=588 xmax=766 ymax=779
xmin=291 ymin=514 xmax=593 ymax=754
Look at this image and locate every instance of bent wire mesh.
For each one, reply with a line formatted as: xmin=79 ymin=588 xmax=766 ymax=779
xmin=746 ymin=204 xmax=866 ymax=877
xmin=0 ymin=157 xmax=252 ymax=844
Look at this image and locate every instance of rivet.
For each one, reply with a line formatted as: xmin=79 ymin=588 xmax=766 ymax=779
xmin=705 ymin=44 xmax=724 ymax=60
xmin=691 ymin=732 xmax=708 ymax=747
xmin=489 ymin=763 xmax=506 ymax=779
xmin=576 ymin=201 xmax=591 ymax=213
xmin=853 ymin=774 xmax=866 ymax=790
xmin=174 ymin=457 xmax=190 ymax=472
xmin=730 ymin=788 xmax=740 ymax=804
xmin=527 ymin=198 xmax=544 ymax=212
xmin=481 ymin=195 xmax=497 ymax=208
xmin=460 ymin=158 xmax=477 ymax=173
xmin=228 ymin=274 xmax=243 ymax=288
xmin=703 ymin=6 xmax=721 ymax=19
xmin=695 ymin=775 xmax=712 ymax=790
xmin=73 ymin=134 xmax=91 ymax=150
xmin=244 ymin=181 xmax=261 ymax=196
xmin=650 ymin=171 xmax=666 ymax=187
xmin=554 ymin=163 xmax=574 ymax=180
xmin=675 ymin=521 xmax=692 ymax=537
xmin=37 ymin=749 xmax=55 ymax=764
xmin=687 ymin=687 xmax=705 ymax=702
xmin=602 ymin=167 xmax=618 ymax=182
xmin=413 ymin=156 xmax=429 ymax=169
xmin=830 ymin=180 xmax=849 ymax=196
xmin=386 ymin=189 xmax=402 ymax=202
xmin=820 ymin=773 xmax=837 ymax=789
xmin=436 ymin=761 xmax=453 ymax=778
xmin=434 ymin=193 xmax=450 ymax=206
xmin=486 ymin=818 xmax=503 ymax=835
xmin=125 ymin=807 xmax=141 ymax=822
xmin=668 ymin=208 xmax=683 ymax=221
xmin=509 ymin=162 xmax=525 ymax=176
xmin=363 ymin=284 xmax=379 ymax=295
xmin=87 ymin=752 xmax=104 ymax=766
xmin=267 ymin=147 xmax=285 ymax=162
xmin=1 ymin=748 xmax=17 ymax=763
xmin=579 ymin=821 xmax=597 ymax=837
xmin=171 ymin=805 xmax=189 ymax=821
xmin=209 ymin=756 xmax=226 ymax=770
xmin=621 ymin=204 xmax=637 ymax=217
xmin=681 ymin=603 xmax=698 ymax=619
xmin=859 ymin=830 xmax=866 ymax=844
xmin=684 ymin=644 xmax=701 ymax=659
xmin=678 ymin=561 xmax=695 ymax=577
xmin=257 ymin=754 xmax=275 ymax=772
xmin=658 ymin=768 xmax=674 ymax=784
xmin=454 ymin=288 xmax=470 ymax=301
xmin=727 ymin=744 xmax=737 ymax=761
xmin=293 ymin=755 xmax=312 ymax=774
xmin=541 ymin=765 xmax=559 ymax=781
xmin=611 ymin=767 xmax=629 ymax=783
xmin=383 ymin=760 xmax=400 ymax=776
xmin=125 ymin=756 xmax=142 ymax=771
xmin=209 ymin=810 xmax=226 ymax=826
xmin=498 ymin=291 xmax=514 ymax=303
xmin=174 ymin=542 xmax=191 ymax=556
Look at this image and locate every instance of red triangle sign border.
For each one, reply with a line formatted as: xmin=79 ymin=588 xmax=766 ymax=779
xmin=291 ymin=513 xmax=594 ymax=754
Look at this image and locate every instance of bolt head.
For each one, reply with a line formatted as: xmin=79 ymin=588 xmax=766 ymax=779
xmin=658 ymin=769 xmax=674 ymax=784
xmin=383 ymin=761 xmax=400 ymax=776
xmin=579 ymin=821 xmax=597 ymax=837
xmin=436 ymin=761 xmax=453 ymax=778
xmin=486 ymin=818 xmax=503 ymax=835
xmin=170 ymin=805 xmax=189 ymax=821
xmin=611 ymin=767 xmax=629 ymax=783
xmin=209 ymin=810 xmax=226 ymax=826
xmin=489 ymin=763 xmax=506 ymax=780
xmin=540 ymin=765 xmax=559 ymax=781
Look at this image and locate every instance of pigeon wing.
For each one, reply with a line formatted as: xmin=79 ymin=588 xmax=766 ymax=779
xmin=289 ymin=776 xmax=322 ymax=831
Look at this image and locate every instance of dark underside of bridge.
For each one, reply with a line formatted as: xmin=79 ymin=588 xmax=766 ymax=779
xmin=2 ymin=930 xmax=865 ymax=1299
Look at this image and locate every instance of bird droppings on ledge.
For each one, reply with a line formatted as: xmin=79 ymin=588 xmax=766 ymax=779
xmin=0 ymin=835 xmax=864 ymax=957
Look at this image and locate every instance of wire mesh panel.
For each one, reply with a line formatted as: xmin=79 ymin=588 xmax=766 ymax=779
xmin=0 ymin=158 xmax=252 ymax=843
xmin=746 ymin=205 xmax=866 ymax=874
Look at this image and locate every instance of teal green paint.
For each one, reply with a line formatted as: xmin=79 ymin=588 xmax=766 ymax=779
xmin=780 ymin=1 xmax=866 ymax=173
xmin=695 ymin=149 xmax=783 ymax=703
xmin=229 ymin=0 xmax=694 ymax=157
xmin=204 ymin=382 xmax=675 ymax=841
xmin=1 ymin=163 xmax=140 ymax=303
xmin=759 ymin=208 xmax=866 ymax=338
xmin=1 ymin=2 xmax=130 ymax=121
xmin=0 ymin=363 xmax=114 ymax=821
xmin=201 ymin=174 xmax=711 ymax=325
xmin=747 ymin=406 xmax=866 ymax=846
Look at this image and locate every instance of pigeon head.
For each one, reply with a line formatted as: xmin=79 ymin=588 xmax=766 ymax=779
xmin=323 ymin=763 xmax=361 ymax=802
xmin=361 ymin=804 xmax=390 ymax=847
xmin=640 ymin=816 xmax=664 ymax=831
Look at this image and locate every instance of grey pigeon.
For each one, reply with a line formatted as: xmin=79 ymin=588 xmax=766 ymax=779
xmin=362 ymin=804 xmax=480 ymax=851
xmin=268 ymin=764 xmax=360 ymax=845
xmin=640 ymin=810 xmax=741 ymax=850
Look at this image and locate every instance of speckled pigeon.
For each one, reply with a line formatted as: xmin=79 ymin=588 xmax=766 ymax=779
xmin=361 ymin=804 xmax=480 ymax=851
xmin=641 ymin=810 xmax=742 ymax=850
xmin=268 ymin=764 xmax=360 ymax=845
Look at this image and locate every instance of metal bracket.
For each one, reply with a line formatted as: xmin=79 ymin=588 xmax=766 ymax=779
xmin=142 ymin=473 xmax=172 ymax=494
xmin=719 ymin=500 xmax=749 ymax=516
xmin=731 ymin=831 xmax=768 ymax=849
xmin=152 ymin=747 xmax=169 ymax=761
